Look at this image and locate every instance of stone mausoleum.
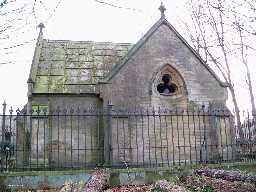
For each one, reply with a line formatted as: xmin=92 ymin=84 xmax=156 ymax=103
xmin=21 ymin=4 xmax=232 ymax=167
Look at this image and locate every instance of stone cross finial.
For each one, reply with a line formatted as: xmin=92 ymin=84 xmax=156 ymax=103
xmin=159 ymin=2 xmax=166 ymax=19
xmin=37 ymin=22 xmax=45 ymax=34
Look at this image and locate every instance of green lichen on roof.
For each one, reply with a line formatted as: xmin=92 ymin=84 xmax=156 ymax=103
xmin=32 ymin=39 xmax=133 ymax=94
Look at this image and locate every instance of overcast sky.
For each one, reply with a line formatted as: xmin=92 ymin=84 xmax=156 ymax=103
xmin=0 ymin=0 xmax=255 ymax=114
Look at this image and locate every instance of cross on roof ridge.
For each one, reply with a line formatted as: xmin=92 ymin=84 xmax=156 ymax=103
xmin=37 ymin=22 xmax=45 ymax=34
xmin=159 ymin=2 xmax=166 ymax=19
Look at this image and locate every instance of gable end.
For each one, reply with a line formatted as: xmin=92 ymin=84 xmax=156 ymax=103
xmin=105 ymin=18 xmax=229 ymax=88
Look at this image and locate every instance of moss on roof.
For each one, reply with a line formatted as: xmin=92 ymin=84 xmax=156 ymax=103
xmin=32 ymin=40 xmax=133 ymax=94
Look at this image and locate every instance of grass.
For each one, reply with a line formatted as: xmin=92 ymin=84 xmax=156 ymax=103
xmin=0 ymin=162 xmax=255 ymax=178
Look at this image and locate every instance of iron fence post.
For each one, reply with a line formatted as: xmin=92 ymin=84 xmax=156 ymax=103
xmin=202 ymin=105 xmax=208 ymax=163
xmin=104 ymin=101 xmax=113 ymax=166
xmin=2 ymin=101 xmax=7 ymax=142
xmin=27 ymin=77 xmax=33 ymax=169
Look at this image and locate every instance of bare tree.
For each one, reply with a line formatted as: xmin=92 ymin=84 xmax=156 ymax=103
xmin=236 ymin=0 xmax=256 ymax=36
xmin=0 ymin=0 xmax=7 ymax=8
xmin=185 ymin=0 xmax=245 ymax=136
xmin=0 ymin=0 xmax=33 ymax=65
xmin=0 ymin=0 xmax=65 ymax=65
xmin=185 ymin=0 xmax=256 ymax=136
xmin=231 ymin=0 xmax=256 ymax=118
xmin=232 ymin=22 xmax=256 ymax=120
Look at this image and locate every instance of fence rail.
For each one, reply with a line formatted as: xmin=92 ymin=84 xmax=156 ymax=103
xmin=0 ymin=104 xmax=255 ymax=171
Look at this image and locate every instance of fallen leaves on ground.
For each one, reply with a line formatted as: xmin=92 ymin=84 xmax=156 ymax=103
xmin=59 ymin=168 xmax=256 ymax=192
xmin=105 ymin=179 xmax=188 ymax=192
xmin=194 ymin=168 xmax=256 ymax=183
xmin=183 ymin=175 xmax=256 ymax=192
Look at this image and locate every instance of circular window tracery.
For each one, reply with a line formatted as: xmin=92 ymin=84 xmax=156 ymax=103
xmin=152 ymin=64 xmax=186 ymax=98
xmin=157 ymin=74 xmax=178 ymax=95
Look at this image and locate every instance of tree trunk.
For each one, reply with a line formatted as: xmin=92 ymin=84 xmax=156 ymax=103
xmin=244 ymin=60 xmax=256 ymax=120
xmin=229 ymin=86 xmax=243 ymax=138
xmin=236 ymin=22 xmax=256 ymax=121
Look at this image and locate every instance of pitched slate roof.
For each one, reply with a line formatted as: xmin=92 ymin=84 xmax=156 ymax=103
xmin=105 ymin=18 xmax=229 ymax=88
xmin=31 ymin=39 xmax=132 ymax=94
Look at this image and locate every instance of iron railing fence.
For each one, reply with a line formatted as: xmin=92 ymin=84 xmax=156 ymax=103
xmin=0 ymin=104 xmax=255 ymax=171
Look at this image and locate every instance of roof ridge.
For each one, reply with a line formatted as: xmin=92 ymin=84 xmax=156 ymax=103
xmin=43 ymin=39 xmax=133 ymax=45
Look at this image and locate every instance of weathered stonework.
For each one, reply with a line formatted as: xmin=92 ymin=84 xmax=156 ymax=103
xmin=22 ymin=14 xmax=231 ymax=167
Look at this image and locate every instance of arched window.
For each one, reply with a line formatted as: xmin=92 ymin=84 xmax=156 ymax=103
xmin=152 ymin=64 xmax=186 ymax=98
